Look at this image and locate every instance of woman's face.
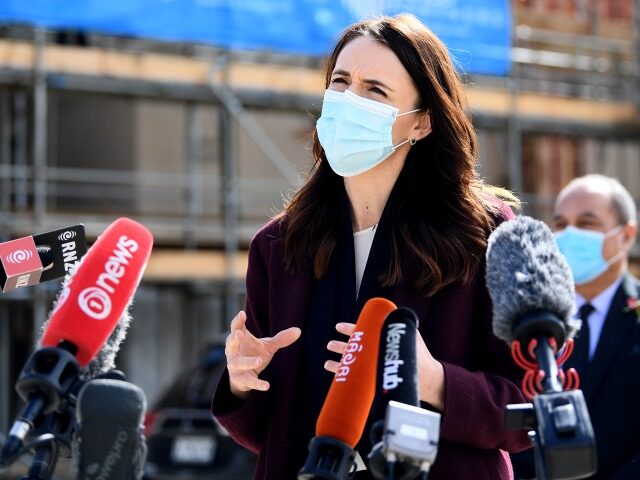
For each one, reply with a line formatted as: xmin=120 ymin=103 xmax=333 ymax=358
xmin=329 ymin=35 xmax=428 ymax=148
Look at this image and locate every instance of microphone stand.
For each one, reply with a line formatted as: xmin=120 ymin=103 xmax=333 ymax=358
xmin=506 ymin=311 xmax=597 ymax=480
xmin=1 ymin=345 xmax=82 ymax=480
xmin=4 ymin=370 xmax=129 ymax=480
xmin=368 ymin=401 xmax=440 ymax=480
xmin=11 ymin=396 xmax=77 ymax=480
xmin=20 ymin=435 xmax=59 ymax=480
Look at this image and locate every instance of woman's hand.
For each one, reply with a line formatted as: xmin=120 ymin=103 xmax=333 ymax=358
xmin=225 ymin=310 xmax=301 ymax=399
xmin=325 ymin=321 xmax=445 ymax=411
xmin=415 ymin=330 xmax=445 ymax=411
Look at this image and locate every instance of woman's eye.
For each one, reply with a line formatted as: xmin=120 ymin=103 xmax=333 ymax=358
xmin=331 ymin=77 xmax=347 ymax=84
xmin=370 ymin=87 xmax=386 ymax=96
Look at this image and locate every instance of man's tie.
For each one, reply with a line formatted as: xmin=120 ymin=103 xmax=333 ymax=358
xmin=569 ymin=303 xmax=595 ymax=376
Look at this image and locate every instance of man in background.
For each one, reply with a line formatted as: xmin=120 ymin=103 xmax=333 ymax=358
xmin=512 ymin=174 xmax=640 ymax=479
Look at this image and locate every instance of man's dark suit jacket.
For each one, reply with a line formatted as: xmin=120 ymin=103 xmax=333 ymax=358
xmin=212 ymin=216 xmax=531 ymax=480
xmin=512 ymin=273 xmax=640 ymax=479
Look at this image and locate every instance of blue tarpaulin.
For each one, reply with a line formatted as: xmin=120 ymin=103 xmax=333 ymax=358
xmin=0 ymin=0 xmax=511 ymax=75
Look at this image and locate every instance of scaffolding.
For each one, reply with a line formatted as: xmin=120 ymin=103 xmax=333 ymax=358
xmin=0 ymin=2 xmax=639 ymax=438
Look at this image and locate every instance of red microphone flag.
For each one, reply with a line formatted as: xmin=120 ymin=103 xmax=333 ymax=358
xmin=41 ymin=217 xmax=153 ymax=366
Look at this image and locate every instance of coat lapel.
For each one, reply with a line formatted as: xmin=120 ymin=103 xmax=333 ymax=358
xmin=583 ymin=274 xmax=639 ymax=401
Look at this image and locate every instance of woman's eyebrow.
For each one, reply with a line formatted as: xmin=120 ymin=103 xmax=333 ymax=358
xmin=331 ymin=69 xmax=394 ymax=92
xmin=363 ymin=78 xmax=393 ymax=92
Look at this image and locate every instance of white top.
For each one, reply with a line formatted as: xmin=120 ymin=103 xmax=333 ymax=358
xmin=574 ymin=275 xmax=624 ymax=360
xmin=353 ymin=224 xmax=377 ymax=297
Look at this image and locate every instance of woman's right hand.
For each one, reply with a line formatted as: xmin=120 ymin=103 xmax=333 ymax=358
xmin=225 ymin=310 xmax=301 ymax=399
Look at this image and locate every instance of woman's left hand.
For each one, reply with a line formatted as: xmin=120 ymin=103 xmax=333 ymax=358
xmin=325 ymin=322 xmax=445 ymax=411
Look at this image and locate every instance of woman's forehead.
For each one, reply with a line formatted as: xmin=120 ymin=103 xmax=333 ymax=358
xmin=333 ymin=37 xmax=410 ymax=83
xmin=332 ymin=37 xmax=414 ymax=90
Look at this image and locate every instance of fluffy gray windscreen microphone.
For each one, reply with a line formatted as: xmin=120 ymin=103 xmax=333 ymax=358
xmin=37 ymin=252 xmax=133 ymax=380
xmin=486 ymin=215 xmax=580 ymax=345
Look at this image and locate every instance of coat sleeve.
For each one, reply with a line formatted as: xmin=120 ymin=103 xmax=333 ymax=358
xmin=435 ymin=269 xmax=531 ymax=453
xmin=211 ymin=230 xmax=273 ymax=454
xmin=609 ymin=448 xmax=640 ymax=479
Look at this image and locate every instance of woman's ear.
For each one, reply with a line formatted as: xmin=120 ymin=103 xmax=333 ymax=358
xmin=412 ymin=110 xmax=432 ymax=141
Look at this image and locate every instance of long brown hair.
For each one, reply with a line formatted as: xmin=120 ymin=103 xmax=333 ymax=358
xmin=282 ymin=14 xmax=518 ymax=296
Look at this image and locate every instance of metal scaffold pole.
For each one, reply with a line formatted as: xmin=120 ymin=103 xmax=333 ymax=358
xmin=0 ymin=88 xmax=11 ymax=239
xmin=507 ymin=59 xmax=523 ymax=198
xmin=33 ymin=28 xmax=48 ymax=227
xmin=207 ymin=62 xmax=300 ymax=188
xmin=0 ymin=302 xmax=9 ymax=435
xmin=635 ymin=0 xmax=640 ymax=117
xmin=219 ymin=59 xmax=240 ymax=325
xmin=185 ymin=103 xmax=203 ymax=249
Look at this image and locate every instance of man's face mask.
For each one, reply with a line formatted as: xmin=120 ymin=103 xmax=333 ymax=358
xmin=554 ymin=225 xmax=624 ymax=285
xmin=316 ymin=89 xmax=420 ymax=177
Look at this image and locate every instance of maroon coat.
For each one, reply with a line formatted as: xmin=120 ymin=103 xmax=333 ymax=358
xmin=212 ymin=214 xmax=530 ymax=479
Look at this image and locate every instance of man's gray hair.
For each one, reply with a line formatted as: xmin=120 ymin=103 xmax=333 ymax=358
xmin=563 ymin=174 xmax=637 ymax=225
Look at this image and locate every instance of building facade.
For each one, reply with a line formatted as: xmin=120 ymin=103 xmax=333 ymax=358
xmin=0 ymin=0 xmax=638 ymax=449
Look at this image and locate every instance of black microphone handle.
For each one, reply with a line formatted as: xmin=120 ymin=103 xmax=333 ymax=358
xmin=20 ymin=444 xmax=58 ymax=480
xmin=298 ymin=436 xmax=356 ymax=480
xmin=533 ymin=334 xmax=563 ymax=393
xmin=0 ymin=395 xmax=48 ymax=467
xmin=368 ymin=308 xmax=422 ymax=480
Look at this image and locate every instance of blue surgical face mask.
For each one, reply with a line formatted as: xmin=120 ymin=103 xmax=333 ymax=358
xmin=554 ymin=225 xmax=624 ymax=285
xmin=316 ymin=89 xmax=421 ymax=177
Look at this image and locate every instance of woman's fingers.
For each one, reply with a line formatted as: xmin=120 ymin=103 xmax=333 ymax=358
xmin=250 ymin=378 xmax=270 ymax=392
xmin=336 ymin=322 xmax=355 ymax=337
xmin=230 ymin=372 xmax=270 ymax=393
xmin=226 ymin=311 xmax=275 ymax=396
xmin=327 ymin=340 xmax=348 ymax=356
xmin=227 ymin=355 xmax=263 ymax=372
xmin=225 ymin=328 xmax=244 ymax=359
xmin=225 ymin=321 xmax=302 ymax=397
xmin=266 ymin=327 xmax=302 ymax=353
xmin=324 ymin=359 xmax=341 ymax=374
xmin=228 ymin=353 xmax=270 ymax=394
xmin=230 ymin=310 xmax=247 ymax=331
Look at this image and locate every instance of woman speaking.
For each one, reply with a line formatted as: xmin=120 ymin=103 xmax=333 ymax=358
xmin=212 ymin=13 xmax=529 ymax=479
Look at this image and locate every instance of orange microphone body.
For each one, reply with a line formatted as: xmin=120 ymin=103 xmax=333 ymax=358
xmin=298 ymin=298 xmax=396 ymax=480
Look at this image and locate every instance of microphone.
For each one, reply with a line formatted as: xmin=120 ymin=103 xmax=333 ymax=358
xmin=298 ymin=297 xmax=397 ymax=480
xmin=486 ymin=215 xmax=579 ymax=394
xmin=73 ymin=379 xmax=147 ymax=480
xmin=0 ymin=225 xmax=88 ymax=292
xmin=0 ymin=218 xmax=153 ymax=467
xmin=367 ymin=308 xmax=440 ymax=480
xmin=486 ymin=215 xmax=597 ymax=480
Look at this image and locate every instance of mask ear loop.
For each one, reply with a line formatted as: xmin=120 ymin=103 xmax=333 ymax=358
xmin=393 ymin=108 xmax=424 ymax=149
xmin=396 ymin=108 xmax=422 ymax=117
xmin=392 ymin=138 xmax=411 ymax=150
xmin=604 ymin=225 xmax=624 ymax=238
xmin=602 ymin=225 xmax=628 ymax=266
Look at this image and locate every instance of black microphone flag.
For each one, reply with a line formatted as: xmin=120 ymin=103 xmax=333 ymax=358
xmin=0 ymin=225 xmax=87 ymax=292
xmin=368 ymin=308 xmax=440 ymax=480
